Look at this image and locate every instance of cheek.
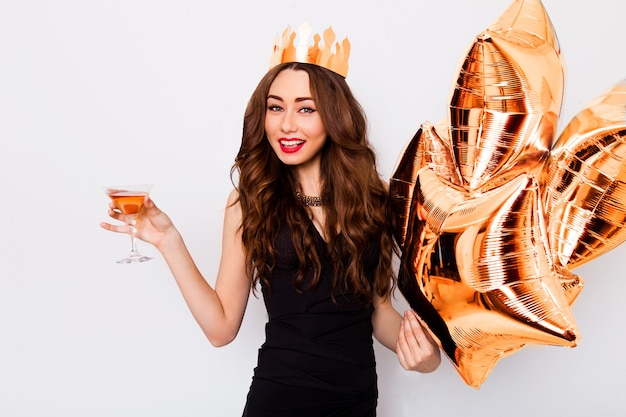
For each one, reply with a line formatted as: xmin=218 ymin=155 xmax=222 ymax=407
xmin=264 ymin=117 xmax=284 ymax=141
xmin=303 ymin=118 xmax=326 ymax=140
xmin=263 ymin=116 xmax=272 ymax=134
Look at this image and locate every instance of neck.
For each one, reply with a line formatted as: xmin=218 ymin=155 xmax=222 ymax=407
xmin=294 ymin=158 xmax=322 ymax=193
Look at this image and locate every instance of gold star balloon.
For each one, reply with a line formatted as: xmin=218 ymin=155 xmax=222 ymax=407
xmin=390 ymin=0 xmax=626 ymax=388
xmin=546 ymin=81 xmax=626 ymax=273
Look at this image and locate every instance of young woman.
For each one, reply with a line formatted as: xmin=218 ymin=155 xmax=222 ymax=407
xmin=102 ymin=34 xmax=440 ymax=416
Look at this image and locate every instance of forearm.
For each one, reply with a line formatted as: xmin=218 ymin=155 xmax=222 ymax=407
xmin=372 ymin=295 xmax=441 ymax=373
xmin=372 ymin=299 xmax=402 ymax=352
xmin=158 ymin=230 xmax=244 ymax=347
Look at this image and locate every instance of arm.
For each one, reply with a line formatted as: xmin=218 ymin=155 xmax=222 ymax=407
xmin=101 ymin=189 xmax=251 ymax=347
xmin=372 ymin=294 xmax=441 ymax=373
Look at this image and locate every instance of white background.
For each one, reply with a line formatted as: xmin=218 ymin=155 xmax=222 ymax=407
xmin=1 ymin=0 xmax=625 ymax=415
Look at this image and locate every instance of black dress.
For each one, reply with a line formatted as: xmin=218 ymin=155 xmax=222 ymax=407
xmin=242 ymin=222 xmax=379 ymax=417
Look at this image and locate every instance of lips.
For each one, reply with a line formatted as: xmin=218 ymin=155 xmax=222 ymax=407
xmin=279 ymin=138 xmax=305 ymax=153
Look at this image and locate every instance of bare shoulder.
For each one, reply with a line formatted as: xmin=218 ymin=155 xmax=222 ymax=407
xmin=226 ymin=188 xmax=240 ymax=205
xmin=224 ymin=189 xmax=242 ymax=227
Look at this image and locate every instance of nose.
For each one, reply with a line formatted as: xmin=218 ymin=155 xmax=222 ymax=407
xmin=280 ymin=111 xmax=297 ymax=133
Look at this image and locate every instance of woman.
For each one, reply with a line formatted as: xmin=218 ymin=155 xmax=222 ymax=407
xmin=102 ymin=28 xmax=440 ymax=416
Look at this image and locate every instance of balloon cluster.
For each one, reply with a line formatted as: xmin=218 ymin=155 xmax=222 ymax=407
xmin=390 ymin=0 xmax=626 ymax=388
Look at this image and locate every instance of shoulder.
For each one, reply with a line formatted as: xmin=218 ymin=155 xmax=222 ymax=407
xmin=226 ymin=188 xmax=240 ymax=206
xmin=224 ymin=189 xmax=242 ymax=226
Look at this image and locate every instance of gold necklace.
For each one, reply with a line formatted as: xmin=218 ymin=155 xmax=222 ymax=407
xmin=295 ymin=190 xmax=323 ymax=207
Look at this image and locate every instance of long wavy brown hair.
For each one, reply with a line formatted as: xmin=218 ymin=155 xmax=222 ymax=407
xmin=231 ymin=62 xmax=396 ymax=303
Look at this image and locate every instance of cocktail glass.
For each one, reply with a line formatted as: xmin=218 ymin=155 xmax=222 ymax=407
xmin=104 ymin=184 xmax=153 ymax=263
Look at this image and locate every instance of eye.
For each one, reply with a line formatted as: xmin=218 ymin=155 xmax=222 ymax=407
xmin=299 ymin=107 xmax=316 ymax=114
xmin=267 ymin=104 xmax=283 ymax=112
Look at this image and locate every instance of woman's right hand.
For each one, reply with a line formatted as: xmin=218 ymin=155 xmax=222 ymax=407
xmin=101 ymin=196 xmax=177 ymax=250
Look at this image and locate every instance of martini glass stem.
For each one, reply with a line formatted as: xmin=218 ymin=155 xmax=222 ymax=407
xmin=128 ymin=218 xmax=140 ymax=258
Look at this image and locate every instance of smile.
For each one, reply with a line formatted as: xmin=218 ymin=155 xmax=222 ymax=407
xmin=279 ymin=139 xmax=305 ymax=153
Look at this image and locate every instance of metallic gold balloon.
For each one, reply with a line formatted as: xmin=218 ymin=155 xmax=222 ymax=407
xmin=389 ymin=0 xmax=626 ymax=388
xmin=447 ymin=0 xmax=563 ymax=193
xmin=545 ymin=80 xmax=626 ymax=271
xmin=395 ymin=148 xmax=578 ymax=389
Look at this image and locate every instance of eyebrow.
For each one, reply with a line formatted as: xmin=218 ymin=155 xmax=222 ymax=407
xmin=267 ymin=94 xmax=315 ymax=102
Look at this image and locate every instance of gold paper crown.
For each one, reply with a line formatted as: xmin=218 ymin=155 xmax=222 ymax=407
xmin=269 ymin=23 xmax=351 ymax=78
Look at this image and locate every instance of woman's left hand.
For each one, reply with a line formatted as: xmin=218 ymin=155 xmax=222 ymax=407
xmin=396 ymin=310 xmax=441 ymax=373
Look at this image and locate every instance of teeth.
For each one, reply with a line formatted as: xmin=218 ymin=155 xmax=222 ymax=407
xmin=280 ymin=139 xmax=304 ymax=146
